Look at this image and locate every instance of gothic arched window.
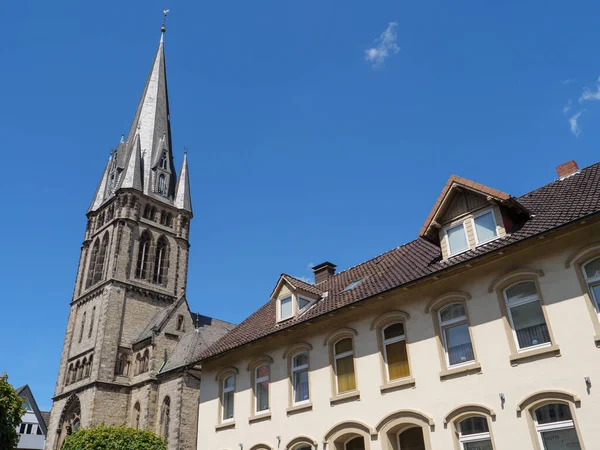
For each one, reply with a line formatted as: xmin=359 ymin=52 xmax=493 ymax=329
xmin=177 ymin=315 xmax=184 ymax=331
xmin=86 ymin=239 xmax=100 ymax=288
xmin=160 ymin=397 xmax=170 ymax=440
xmin=143 ymin=205 xmax=152 ymax=219
xmin=75 ymin=361 xmax=82 ymax=382
xmin=78 ymin=312 xmax=86 ymax=343
xmin=115 ymin=354 xmax=128 ymax=376
xmin=66 ymin=364 xmax=73 ymax=385
xmin=92 ymin=233 xmax=109 ymax=284
xmin=153 ymin=237 xmax=168 ymax=285
xmin=135 ymin=231 xmax=152 ymax=280
xmin=160 ymin=152 xmax=168 ymax=169
xmin=88 ymin=306 xmax=96 ymax=339
xmin=141 ymin=349 xmax=150 ymax=373
xmin=158 ymin=174 xmax=166 ymax=195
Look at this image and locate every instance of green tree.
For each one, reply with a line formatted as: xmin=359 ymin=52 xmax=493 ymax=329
xmin=61 ymin=425 xmax=167 ymax=450
xmin=0 ymin=373 xmax=26 ymax=450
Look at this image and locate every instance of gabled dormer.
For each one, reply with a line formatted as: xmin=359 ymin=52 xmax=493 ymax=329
xmin=151 ymin=134 xmax=174 ymax=198
xmin=420 ymin=175 xmax=530 ymax=260
xmin=272 ymin=275 xmax=323 ymax=323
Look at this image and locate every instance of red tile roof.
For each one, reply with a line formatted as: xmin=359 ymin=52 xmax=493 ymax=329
xmin=198 ymin=162 xmax=600 ymax=360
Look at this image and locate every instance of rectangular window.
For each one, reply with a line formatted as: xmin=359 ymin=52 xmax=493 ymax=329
xmin=221 ymin=376 xmax=235 ymax=422
xmin=26 ymin=423 xmax=33 ymax=434
xmin=19 ymin=423 xmax=26 ymax=434
xmin=334 ymin=338 xmax=356 ymax=393
xmin=439 ymin=303 xmax=475 ymax=367
xmin=279 ymin=296 xmax=293 ymax=320
xmin=382 ymin=323 xmax=410 ymax=381
xmin=446 ymin=223 xmax=468 ymax=255
xmin=255 ymin=365 xmax=269 ymax=413
xmin=505 ymin=281 xmax=551 ymax=350
xmin=473 ymin=210 xmax=498 ymax=244
xmin=292 ymin=352 xmax=310 ymax=404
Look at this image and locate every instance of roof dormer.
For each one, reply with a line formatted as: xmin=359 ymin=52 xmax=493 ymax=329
xmin=420 ymin=175 xmax=530 ymax=260
xmin=271 ymin=274 xmax=322 ymax=323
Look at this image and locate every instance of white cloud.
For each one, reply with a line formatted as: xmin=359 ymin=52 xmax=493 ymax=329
xmin=579 ymin=77 xmax=600 ymax=102
xmin=560 ymin=78 xmax=574 ymax=85
xmin=563 ymin=99 xmax=572 ymax=114
xmin=569 ymin=111 xmax=583 ymax=137
xmin=365 ymin=22 xmax=400 ymax=69
xmin=292 ymin=275 xmax=313 ymax=284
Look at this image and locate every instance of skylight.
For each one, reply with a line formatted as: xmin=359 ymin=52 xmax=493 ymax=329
xmin=342 ymin=279 xmax=364 ymax=292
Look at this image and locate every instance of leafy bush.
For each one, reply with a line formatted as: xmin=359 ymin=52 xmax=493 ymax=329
xmin=0 ymin=373 xmax=26 ymax=450
xmin=62 ymin=425 xmax=167 ymax=450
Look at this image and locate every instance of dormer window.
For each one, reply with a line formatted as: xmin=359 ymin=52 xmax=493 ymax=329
xmin=279 ymin=296 xmax=293 ymax=320
xmin=445 ymin=222 xmax=469 ymax=256
xmin=298 ymin=296 xmax=313 ymax=312
xmin=472 ymin=209 xmax=498 ymax=245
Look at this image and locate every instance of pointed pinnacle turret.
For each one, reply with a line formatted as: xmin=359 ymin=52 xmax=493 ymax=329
xmin=119 ymin=134 xmax=144 ymax=191
xmin=174 ymin=149 xmax=192 ymax=213
xmin=88 ymin=154 xmax=113 ymax=213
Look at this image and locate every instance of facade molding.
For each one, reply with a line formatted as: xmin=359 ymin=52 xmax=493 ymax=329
xmin=246 ymin=355 xmax=274 ymax=372
xmin=565 ymin=242 xmax=600 ymax=268
xmin=516 ymin=390 xmax=581 ymax=413
xmin=443 ymin=404 xmax=496 ymax=425
xmin=488 ymin=268 xmax=544 ymax=293
xmin=214 ymin=366 xmax=239 ymax=382
xmin=282 ymin=342 xmax=313 ymax=360
xmin=322 ymin=327 xmax=359 ymax=347
xmin=369 ymin=310 xmax=410 ymax=330
xmin=375 ymin=409 xmax=435 ymax=432
xmin=425 ymin=291 xmax=471 ymax=313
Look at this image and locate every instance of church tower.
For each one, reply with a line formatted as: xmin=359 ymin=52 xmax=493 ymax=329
xmin=45 ymin=24 xmax=197 ymax=449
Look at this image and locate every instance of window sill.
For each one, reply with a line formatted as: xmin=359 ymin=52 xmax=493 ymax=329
xmin=215 ymin=421 xmax=235 ymax=431
xmin=286 ymin=402 xmax=312 ymax=415
xmin=330 ymin=390 xmax=361 ymax=405
xmin=509 ymin=344 xmax=561 ymax=366
xmin=380 ymin=377 xmax=416 ymax=393
xmin=440 ymin=363 xmax=482 ymax=380
xmin=249 ymin=412 xmax=271 ymax=424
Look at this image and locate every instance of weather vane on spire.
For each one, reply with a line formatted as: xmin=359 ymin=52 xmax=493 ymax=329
xmin=161 ymin=9 xmax=170 ymax=33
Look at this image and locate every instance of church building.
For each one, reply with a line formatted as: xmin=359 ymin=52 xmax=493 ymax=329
xmin=45 ymin=24 xmax=234 ymax=450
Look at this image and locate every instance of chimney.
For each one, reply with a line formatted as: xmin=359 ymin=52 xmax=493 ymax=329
xmin=556 ymin=160 xmax=579 ymax=180
xmin=312 ymin=261 xmax=336 ymax=285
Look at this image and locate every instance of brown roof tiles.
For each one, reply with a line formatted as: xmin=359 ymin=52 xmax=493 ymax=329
xmin=198 ymin=162 xmax=600 ymax=361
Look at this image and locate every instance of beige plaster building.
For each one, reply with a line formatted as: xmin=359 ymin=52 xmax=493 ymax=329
xmin=196 ymin=160 xmax=600 ymax=450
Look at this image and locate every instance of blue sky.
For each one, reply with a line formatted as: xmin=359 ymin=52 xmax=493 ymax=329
xmin=2 ymin=0 xmax=599 ymax=410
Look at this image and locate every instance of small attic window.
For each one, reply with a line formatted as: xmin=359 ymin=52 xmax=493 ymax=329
xmin=176 ymin=315 xmax=184 ymax=331
xmin=279 ymin=296 xmax=293 ymax=320
xmin=343 ymin=279 xmax=364 ymax=292
xmin=445 ymin=222 xmax=469 ymax=256
xmin=298 ymin=296 xmax=314 ymax=313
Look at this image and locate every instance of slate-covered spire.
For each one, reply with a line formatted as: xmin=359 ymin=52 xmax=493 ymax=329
xmin=124 ymin=29 xmax=174 ymax=196
xmin=174 ymin=151 xmax=192 ymax=213
xmin=88 ymin=26 xmax=189 ymax=213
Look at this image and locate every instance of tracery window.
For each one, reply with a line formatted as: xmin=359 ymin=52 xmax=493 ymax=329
xmin=135 ymin=231 xmax=152 ymax=280
xmin=160 ymin=152 xmax=168 ymax=169
xmin=86 ymin=239 xmax=100 ymax=288
xmin=92 ymin=233 xmax=109 ymax=284
xmin=153 ymin=237 xmax=168 ymax=284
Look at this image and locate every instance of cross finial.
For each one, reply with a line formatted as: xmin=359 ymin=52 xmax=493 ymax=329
xmin=161 ymin=9 xmax=170 ymax=33
xmin=184 ymin=146 xmax=188 ymax=155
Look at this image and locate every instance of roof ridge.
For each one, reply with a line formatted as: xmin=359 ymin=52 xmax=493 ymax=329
xmin=192 ymin=312 xmax=237 ymax=328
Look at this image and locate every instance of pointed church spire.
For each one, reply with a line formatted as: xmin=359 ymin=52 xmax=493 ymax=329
xmin=174 ymin=149 xmax=192 ymax=213
xmin=124 ymin=29 xmax=173 ymax=197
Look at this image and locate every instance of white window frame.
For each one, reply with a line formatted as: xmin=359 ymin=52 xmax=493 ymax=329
xmin=443 ymin=221 xmax=470 ymax=257
xmin=221 ymin=375 xmax=235 ymax=423
xmin=333 ymin=337 xmax=356 ymax=394
xmin=278 ymin=296 xmax=293 ymax=321
xmin=254 ymin=365 xmax=270 ymax=414
xmin=438 ymin=303 xmax=475 ymax=368
xmin=583 ymin=257 xmax=600 ymax=316
xmin=504 ymin=282 xmax=551 ymax=352
xmin=291 ymin=352 xmax=310 ymax=405
xmin=471 ymin=208 xmax=499 ymax=246
xmin=534 ymin=409 xmax=578 ymax=450
xmin=382 ymin=323 xmax=410 ymax=382
xmin=298 ymin=295 xmax=315 ymax=314
xmin=457 ymin=416 xmax=493 ymax=449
